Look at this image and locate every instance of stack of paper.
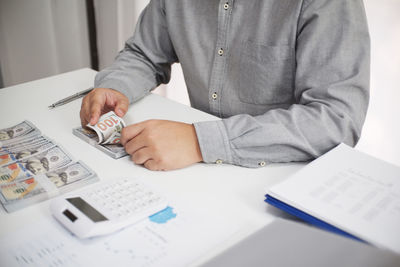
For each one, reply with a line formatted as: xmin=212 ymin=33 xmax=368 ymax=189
xmin=265 ymin=144 xmax=400 ymax=254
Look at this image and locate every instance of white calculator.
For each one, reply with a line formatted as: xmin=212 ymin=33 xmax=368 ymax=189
xmin=50 ymin=177 xmax=168 ymax=238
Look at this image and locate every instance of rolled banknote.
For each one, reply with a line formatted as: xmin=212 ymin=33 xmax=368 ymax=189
xmin=0 ymin=121 xmax=40 ymax=147
xmin=0 ymin=145 xmax=73 ymax=184
xmin=86 ymin=111 xmax=125 ymax=144
xmin=72 ymin=127 xmax=128 ymax=159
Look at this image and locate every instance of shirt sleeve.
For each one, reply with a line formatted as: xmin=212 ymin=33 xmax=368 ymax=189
xmin=194 ymin=0 xmax=370 ymax=167
xmin=94 ymin=0 xmax=177 ymax=103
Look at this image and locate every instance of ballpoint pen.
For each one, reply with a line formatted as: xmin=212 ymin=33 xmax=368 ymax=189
xmin=48 ymin=87 xmax=94 ymax=109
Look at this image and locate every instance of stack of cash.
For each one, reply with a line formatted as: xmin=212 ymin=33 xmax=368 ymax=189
xmin=0 ymin=121 xmax=98 ymax=212
xmin=73 ymin=111 xmax=128 ymax=159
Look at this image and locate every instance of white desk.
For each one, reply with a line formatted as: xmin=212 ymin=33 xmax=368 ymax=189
xmin=0 ymin=68 xmax=305 ymax=265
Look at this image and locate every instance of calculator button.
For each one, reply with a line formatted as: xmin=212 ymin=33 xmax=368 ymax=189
xmin=79 ymin=177 xmax=167 ymax=227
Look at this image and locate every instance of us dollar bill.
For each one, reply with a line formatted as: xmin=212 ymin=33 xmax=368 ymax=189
xmin=101 ymin=143 xmax=128 ymax=158
xmin=0 ymin=120 xmax=100 ymax=212
xmin=0 ymin=136 xmax=56 ymax=166
xmin=73 ymin=127 xmax=128 ymax=159
xmin=0 ymin=177 xmax=45 ymax=202
xmin=86 ymin=111 xmax=126 ymax=144
xmin=72 ymin=127 xmax=98 ymax=145
xmin=0 ymin=145 xmax=73 ymax=184
xmin=0 ymin=135 xmax=48 ymax=153
xmin=72 ymin=111 xmax=128 ymax=159
xmin=45 ymin=161 xmax=97 ymax=190
xmin=0 ymin=161 xmax=98 ymax=212
xmin=0 ymin=121 xmax=41 ymax=146
xmin=0 ymin=135 xmax=52 ymax=154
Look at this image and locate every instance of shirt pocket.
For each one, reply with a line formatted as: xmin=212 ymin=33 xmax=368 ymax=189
xmin=238 ymin=41 xmax=294 ymax=105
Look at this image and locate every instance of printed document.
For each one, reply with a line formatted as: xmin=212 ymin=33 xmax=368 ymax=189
xmin=268 ymin=144 xmax=400 ymax=253
xmin=0 ymin=200 xmax=241 ymax=267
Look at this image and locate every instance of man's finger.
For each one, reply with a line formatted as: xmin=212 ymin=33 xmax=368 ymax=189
xmin=115 ymin=97 xmax=129 ymax=117
xmin=131 ymin=147 xmax=152 ymax=165
xmin=80 ymin=100 xmax=90 ymax=127
xmin=89 ymin=100 xmax=103 ymax=125
xmin=80 ymin=108 xmax=89 ymax=127
xmin=124 ymin=133 xmax=147 ymax=155
xmin=121 ymin=122 xmax=146 ymax=146
xmin=144 ymin=159 xmax=159 ymax=171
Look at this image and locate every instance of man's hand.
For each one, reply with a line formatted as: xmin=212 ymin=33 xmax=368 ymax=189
xmin=80 ymin=88 xmax=129 ymax=127
xmin=121 ymin=120 xmax=203 ymax=171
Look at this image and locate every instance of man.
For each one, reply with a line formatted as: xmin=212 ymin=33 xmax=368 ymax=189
xmin=80 ymin=0 xmax=370 ymax=171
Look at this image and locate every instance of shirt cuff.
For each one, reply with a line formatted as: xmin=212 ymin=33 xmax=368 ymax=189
xmin=193 ymin=120 xmax=233 ymax=165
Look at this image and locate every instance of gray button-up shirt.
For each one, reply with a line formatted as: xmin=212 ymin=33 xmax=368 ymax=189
xmin=95 ymin=0 xmax=370 ymax=168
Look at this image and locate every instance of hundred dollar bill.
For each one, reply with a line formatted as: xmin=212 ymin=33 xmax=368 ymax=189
xmin=0 ymin=135 xmax=48 ymax=153
xmin=0 ymin=136 xmax=50 ymax=154
xmin=72 ymin=127 xmax=98 ymax=145
xmin=73 ymin=127 xmax=128 ymax=159
xmin=86 ymin=111 xmax=126 ymax=144
xmin=0 ymin=145 xmax=73 ymax=184
xmin=100 ymin=143 xmax=128 ymax=159
xmin=0 ymin=177 xmax=46 ymax=204
xmin=0 ymin=137 xmax=56 ymax=166
xmin=45 ymin=161 xmax=97 ymax=190
xmin=0 ymin=135 xmax=53 ymax=154
xmin=72 ymin=111 xmax=128 ymax=159
xmin=0 ymin=121 xmax=40 ymax=146
xmin=0 ymin=161 xmax=98 ymax=212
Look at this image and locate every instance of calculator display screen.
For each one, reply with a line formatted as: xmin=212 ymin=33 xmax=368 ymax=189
xmin=67 ymin=197 xmax=108 ymax=222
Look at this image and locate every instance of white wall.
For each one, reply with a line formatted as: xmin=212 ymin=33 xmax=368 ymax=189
xmin=0 ymin=0 xmax=91 ymax=87
xmin=356 ymin=0 xmax=400 ymax=166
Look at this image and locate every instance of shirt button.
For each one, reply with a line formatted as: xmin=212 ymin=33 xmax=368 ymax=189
xmin=212 ymin=92 xmax=218 ymax=100
xmin=223 ymin=3 xmax=229 ymax=10
xmin=218 ymin=49 xmax=224 ymax=56
xmin=216 ymin=159 xmax=223 ymax=164
xmin=259 ymin=161 xmax=266 ymax=167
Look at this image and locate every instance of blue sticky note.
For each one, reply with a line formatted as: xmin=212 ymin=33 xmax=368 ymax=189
xmin=149 ymin=206 xmax=177 ymax=224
